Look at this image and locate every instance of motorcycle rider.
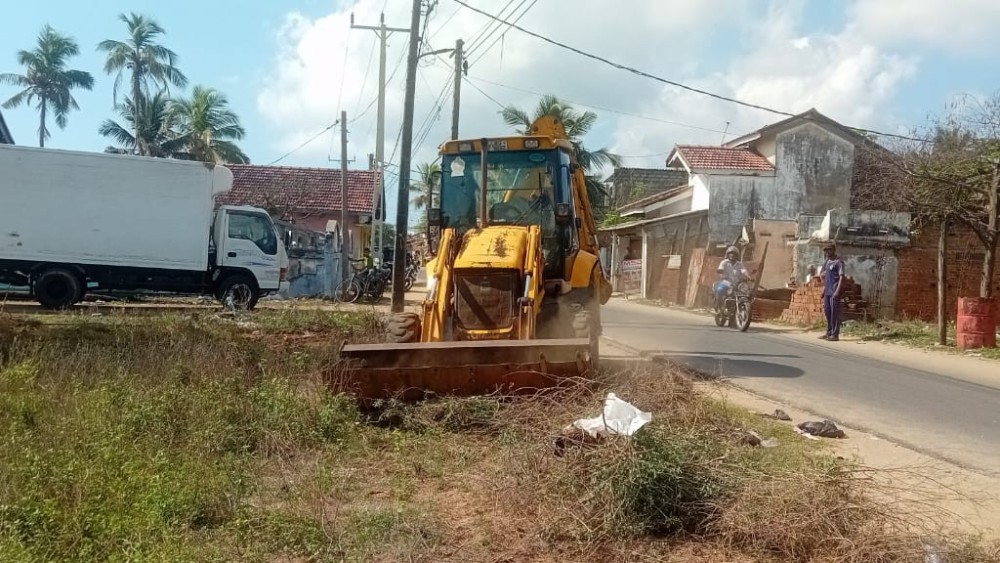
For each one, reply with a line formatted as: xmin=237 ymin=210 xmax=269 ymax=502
xmin=714 ymin=246 xmax=749 ymax=313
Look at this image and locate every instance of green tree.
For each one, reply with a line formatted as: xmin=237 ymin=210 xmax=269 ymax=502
xmin=0 ymin=26 xmax=94 ymax=147
xmin=98 ymin=13 xmax=187 ymax=154
xmin=170 ymin=86 xmax=248 ymax=163
xmin=410 ymin=162 xmax=442 ymax=232
xmin=98 ymin=92 xmax=185 ymax=157
xmin=500 ymin=94 xmax=621 ymax=212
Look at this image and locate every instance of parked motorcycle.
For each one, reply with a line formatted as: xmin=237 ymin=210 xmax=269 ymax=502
xmin=381 ymin=260 xmax=419 ymax=292
xmin=714 ymin=277 xmax=753 ymax=332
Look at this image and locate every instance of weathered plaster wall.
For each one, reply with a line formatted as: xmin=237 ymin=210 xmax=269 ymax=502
xmin=751 ymin=219 xmax=797 ymax=289
xmin=775 ymin=122 xmax=854 ymax=216
xmin=707 ymin=174 xmax=777 ymax=244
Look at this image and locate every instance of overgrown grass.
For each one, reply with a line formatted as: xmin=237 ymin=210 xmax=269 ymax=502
xmin=841 ymin=319 xmax=1000 ymax=359
xmin=0 ymin=312 xmax=390 ymax=562
xmin=0 ymin=313 xmax=997 ymax=562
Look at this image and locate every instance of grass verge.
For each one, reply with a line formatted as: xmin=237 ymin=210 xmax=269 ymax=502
xmin=0 ymin=312 xmax=996 ymax=561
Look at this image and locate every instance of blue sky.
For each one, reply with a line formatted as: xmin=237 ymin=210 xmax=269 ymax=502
xmin=3 ymin=1 xmax=1000 ymax=226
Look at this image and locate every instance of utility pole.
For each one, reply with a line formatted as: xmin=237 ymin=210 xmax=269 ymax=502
xmin=351 ymin=13 xmax=411 ymax=265
xmin=451 ymin=38 xmax=464 ymax=140
xmin=340 ymin=111 xmax=350 ymax=298
xmin=391 ymin=0 xmax=423 ymax=313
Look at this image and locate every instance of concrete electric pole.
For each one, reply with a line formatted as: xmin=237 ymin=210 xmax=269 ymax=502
xmin=451 ymin=38 xmax=464 ymax=140
xmin=350 ymin=13 xmax=411 ymax=265
xmin=339 ymin=111 xmax=350 ymax=298
xmin=390 ymin=0 xmax=423 ymax=313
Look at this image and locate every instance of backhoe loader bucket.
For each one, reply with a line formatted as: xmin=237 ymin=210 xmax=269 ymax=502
xmin=335 ymin=338 xmax=593 ymax=402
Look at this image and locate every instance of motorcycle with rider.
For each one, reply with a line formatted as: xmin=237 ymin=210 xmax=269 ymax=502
xmin=713 ymin=245 xmax=754 ymax=331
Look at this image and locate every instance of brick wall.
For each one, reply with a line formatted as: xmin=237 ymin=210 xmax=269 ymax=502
xmin=753 ymin=298 xmax=789 ymax=322
xmin=657 ymin=265 xmax=682 ymax=304
xmin=780 ymin=277 xmax=865 ymax=325
xmin=896 ymin=222 xmax=1000 ymax=321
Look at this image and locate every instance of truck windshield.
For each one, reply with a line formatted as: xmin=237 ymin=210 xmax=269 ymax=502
xmin=440 ymin=149 xmax=569 ymax=234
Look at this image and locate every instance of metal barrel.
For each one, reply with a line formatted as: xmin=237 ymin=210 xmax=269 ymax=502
xmin=334 ymin=338 xmax=593 ymax=401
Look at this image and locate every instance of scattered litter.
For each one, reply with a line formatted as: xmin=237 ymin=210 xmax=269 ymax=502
xmin=759 ymin=408 xmax=792 ymax=421
xmin=572 ymin=393 xmax=652 ymax=438
xmin=736 ymin=429 xmax=762 ymax=447
xmin=794 ymin=427 xmax=821 ymax=440
xmin=796 ymin=420 xmax=847 ymax=439
xmin=235 ymin=321 xmax=259 ymax=330
xmin=760 ymin=438 xmax=779 ymax=448
xmin=554 ymin=393 xmax=651 ymax=456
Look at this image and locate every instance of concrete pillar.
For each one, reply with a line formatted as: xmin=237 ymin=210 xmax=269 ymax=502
xmin=641 ymin=228 xmax=650 ymax=299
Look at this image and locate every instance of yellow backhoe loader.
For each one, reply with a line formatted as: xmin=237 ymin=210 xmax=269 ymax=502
xmin=338 ymin=116 xmax=612 ymax=400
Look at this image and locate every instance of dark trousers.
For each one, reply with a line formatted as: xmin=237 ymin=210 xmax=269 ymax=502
xmin=823 ymin=294 xmax=840 ymax=337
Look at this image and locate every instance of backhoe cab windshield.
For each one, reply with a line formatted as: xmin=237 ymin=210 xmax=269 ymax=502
xmin=440 ymin=149 xmax=572 ymax=233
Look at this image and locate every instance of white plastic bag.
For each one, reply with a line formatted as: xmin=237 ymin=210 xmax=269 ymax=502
xmin=572 ymin=393 xmax=652 ymax=438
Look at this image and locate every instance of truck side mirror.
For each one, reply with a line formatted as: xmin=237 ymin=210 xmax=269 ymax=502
xmin=555 ymin=202 xmax=572 ymax=224
xmin=428 ymin=208 xmax=442 ymax=227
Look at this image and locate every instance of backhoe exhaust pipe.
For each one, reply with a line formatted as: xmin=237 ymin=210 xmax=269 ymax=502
xmin=479 ymin=138 xmax=489 ymax=229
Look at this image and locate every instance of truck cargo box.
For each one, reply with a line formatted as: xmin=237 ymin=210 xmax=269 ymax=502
xmin=0 ymin=145 xmax=233 ymax=271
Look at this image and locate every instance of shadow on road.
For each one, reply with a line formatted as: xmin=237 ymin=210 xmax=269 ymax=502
xmin=604 ymin=320 xmax=797 ymax=335
xmin=651 ymin=353 xmax=805 ymax=380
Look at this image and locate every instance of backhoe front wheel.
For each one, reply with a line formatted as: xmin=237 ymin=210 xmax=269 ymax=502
xmin=386 ymin=312 xmax=421 ymax=343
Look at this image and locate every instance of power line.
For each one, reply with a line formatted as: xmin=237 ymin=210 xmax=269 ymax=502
xmin=463 ymin=0 xmax=517 ymax=57
xmin=463 ymin=73 xmax=731 ymax=135
xmin=462 ymin=75 xmax=506 ymax=109
xmin=466 ymin=0 xmax=529 ymax=60
xmin=468 ymin=0 xmax=537 ymax=68
xmin=449 ymin=0 xmax=926 ymax=142
xmin=269 ymin=120 xmax=339 ymax=165
xmin=353 ymin=34 xmax=378 ymax=117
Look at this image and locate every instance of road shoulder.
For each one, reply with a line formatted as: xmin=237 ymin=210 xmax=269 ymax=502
xmin=600 ymin=336 xmax=1000 ymax=539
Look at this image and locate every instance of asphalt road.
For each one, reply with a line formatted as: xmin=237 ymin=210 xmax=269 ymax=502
xmin=600 ymin=298 xmax=1000 ymax=475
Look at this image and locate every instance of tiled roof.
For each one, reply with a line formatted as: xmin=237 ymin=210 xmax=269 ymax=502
xmin=619 ymin=184 xmax=690 ymax=212
xmin=608 ymin=167 xmax=689 ymax=189
xmin=220 ymin=164 xmax=379 ymax=215
xmin=673 ymin=145 xmax=774 ymax=171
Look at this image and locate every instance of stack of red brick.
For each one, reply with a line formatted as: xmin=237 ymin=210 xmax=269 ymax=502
xmin=752 ymin=298 xmax=790 ymax=322
xmin=780 ymin=277 xmax=866 ymax=325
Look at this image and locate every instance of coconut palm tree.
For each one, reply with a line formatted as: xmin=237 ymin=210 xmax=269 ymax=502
xmin=170 ymin=86 xmax=249 ymax=164
xmin=0 ymin=26 xmax=94 ymax=147
xmin=410 ymin=162 xmax=442 ymax=233
xmin=500 ymin=95 xmax=621 ymax=211
xmin=411 ymin=162 xmax=442 ymax=210
xmin=98 ymin=13 xmax=187 ymax=154
xmin=98 ymin=92 xmax=185 ymax=157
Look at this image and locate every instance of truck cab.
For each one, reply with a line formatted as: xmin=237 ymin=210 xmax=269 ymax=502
xmin=211 ymin=205 xmax=288 ymax=309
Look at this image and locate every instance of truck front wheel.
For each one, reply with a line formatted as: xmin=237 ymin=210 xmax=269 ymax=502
xmin=35 ymin=268 xmax=83 ymax=310
xmin=217 ymin=275 xmax=259 ymax=311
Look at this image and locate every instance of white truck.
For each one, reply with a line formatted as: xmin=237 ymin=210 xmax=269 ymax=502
xmin=0 ymin=144 xmax=287 ymax=309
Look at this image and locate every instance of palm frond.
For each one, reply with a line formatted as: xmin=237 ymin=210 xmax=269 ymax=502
xmin=2 ymin=88 xmax=32 ymax=109
xmin=500 ymin=106 xmax=532 ymax=134
xmin=63 ymin=69 xmax=94 ymax=90
xmin=210 ymin=140 xmax=250 ymax=164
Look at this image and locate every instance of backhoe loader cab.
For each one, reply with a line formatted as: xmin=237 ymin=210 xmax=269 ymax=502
xmin=438 ymin=147 xmax=574 ymax=280
xmin=338 ymin=116 xmax=611 ymax=401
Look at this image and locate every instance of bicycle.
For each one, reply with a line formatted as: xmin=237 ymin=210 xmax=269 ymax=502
xmin=334 ymin=265 xmax=388 ymax=304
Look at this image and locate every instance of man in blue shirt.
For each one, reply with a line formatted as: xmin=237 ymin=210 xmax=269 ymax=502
xmin=819 ymin=243 xmax=845 ymax=341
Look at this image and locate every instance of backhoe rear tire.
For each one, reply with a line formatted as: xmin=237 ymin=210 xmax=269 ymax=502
xmin=572 ymin=305 xmax=601 ymax=370
xmin=386 ymin=312 xmax=421 ymax=343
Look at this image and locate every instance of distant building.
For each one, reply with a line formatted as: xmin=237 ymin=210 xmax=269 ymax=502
xmin=0 ymin=109 xmax=14 ymax=144
xmin=217 ymin=164 xmax=382 ymax=260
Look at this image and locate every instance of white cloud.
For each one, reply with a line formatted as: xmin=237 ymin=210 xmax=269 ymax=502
xmin=257 ymin=0 xmax=921 ymax=210
xmin=609 ymin=2 xmax=917 ymax=161
xmin=849 ymin=0 xmax=1000 ymax=54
